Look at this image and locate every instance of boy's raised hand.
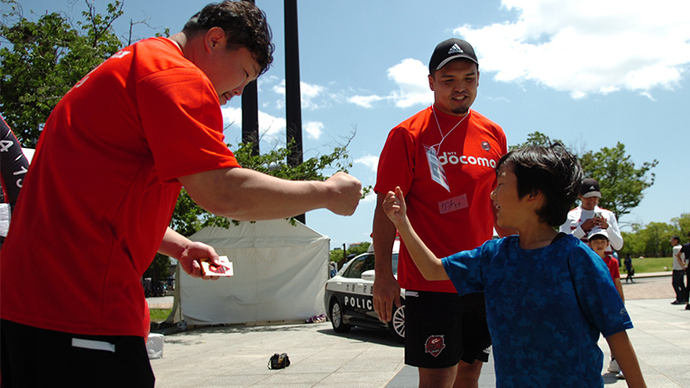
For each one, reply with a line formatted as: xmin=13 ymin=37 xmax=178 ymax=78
xmin=382 ymin=186 xmax=407 ymax=226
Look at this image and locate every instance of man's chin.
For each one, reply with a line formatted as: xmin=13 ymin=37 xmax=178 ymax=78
xmin=451 ymin=107 xmax=470 ymax=115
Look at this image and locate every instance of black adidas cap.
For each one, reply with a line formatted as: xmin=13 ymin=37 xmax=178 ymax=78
xmin=429 ymin=38 xmax=478 ymax=74
xmin=580 ymin=178 xmax=601 ymax=198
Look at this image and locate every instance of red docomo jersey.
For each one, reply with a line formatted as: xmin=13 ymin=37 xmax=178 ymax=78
xmin=0 ymin=38 xmax=239 ymax=337
xmin=375 ymin=107 xmax=506 ymax=292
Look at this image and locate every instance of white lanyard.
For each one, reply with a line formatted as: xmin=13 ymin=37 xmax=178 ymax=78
xmin=431 ymin=105 xmax=470 ymax=154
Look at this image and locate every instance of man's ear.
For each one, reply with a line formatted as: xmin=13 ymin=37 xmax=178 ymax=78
xmin=428 ymin=74 xmax=435 ymax=91
xmin=205 ymin=26 xmax=226 ymax=52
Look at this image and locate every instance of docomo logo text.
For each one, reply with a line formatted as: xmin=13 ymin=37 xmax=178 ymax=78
xmin=438 ymin=152 xmax=497 ymax=168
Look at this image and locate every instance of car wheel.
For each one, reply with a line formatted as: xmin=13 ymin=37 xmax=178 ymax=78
xmin=388 ymin=303 xmax=405 ymax=343
xmin=329 ymin=299 xmax=351 ymax=333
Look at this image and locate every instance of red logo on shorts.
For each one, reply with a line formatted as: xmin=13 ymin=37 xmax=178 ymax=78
xmin=425 ymin=335 xmax=446 ymax=357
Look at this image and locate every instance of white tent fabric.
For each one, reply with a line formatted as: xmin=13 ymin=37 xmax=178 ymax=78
xmin=178 ymin=219 xmax=330 ymax=326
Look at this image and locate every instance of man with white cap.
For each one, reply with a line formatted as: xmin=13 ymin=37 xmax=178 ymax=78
xmin=560 ymin=177 xmax=623 ymax=255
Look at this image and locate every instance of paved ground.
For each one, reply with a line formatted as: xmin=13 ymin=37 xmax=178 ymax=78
xmin=148 ymin=273 xmax=690 ymax=387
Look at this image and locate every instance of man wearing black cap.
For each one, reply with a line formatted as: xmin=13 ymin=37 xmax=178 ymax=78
xmin=560 ymin=178 xmax=623 ymax=255
xmin=373 ymin=38 xmax=508 ymax=387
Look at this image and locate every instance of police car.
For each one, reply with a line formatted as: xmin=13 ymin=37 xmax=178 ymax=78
xmin=324 ymin=239 xmax=405 ymax=343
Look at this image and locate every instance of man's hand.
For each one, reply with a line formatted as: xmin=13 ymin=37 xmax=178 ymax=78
xmin=177 ymin=241 xmax=222 ymax=280
xmin=325 ymin=172 xmax=362 ymax=216
xmin=373 ymin=274 xmax=402 ymax=323
xmin=581 ymin=216 xmax=608 ymax=233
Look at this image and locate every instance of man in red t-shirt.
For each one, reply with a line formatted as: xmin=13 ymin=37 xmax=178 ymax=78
xmin=0 ymin=2 xmax=361 ymax=387
xmin=373 ymin=38 xmax=509 ymax=387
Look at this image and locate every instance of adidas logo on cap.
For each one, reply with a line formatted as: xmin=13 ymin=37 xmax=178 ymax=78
xmin=448 ymin=43 xmax=463 ymax=55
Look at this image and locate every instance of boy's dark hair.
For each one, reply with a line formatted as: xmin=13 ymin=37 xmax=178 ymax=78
xmin=183 ymin=0 xmax=274 ymax=75
xmin=496 ymin=143 xmax=583 ymax=227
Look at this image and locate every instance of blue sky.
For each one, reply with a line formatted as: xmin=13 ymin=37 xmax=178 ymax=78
xmin=12 ymin=0 xmax=690 ymax=249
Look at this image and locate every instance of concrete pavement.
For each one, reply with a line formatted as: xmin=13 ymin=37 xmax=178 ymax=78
xmin=149 ymin=273 xmax=690 ymax=387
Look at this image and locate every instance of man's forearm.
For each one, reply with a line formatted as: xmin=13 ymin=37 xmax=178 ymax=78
xmin=159 ymin=227 xmax=189 ymax=259
xmin=179 ymin=168 xmax=360 ymax=221
xmin=373 ymin=197 xmax=396 ymax=275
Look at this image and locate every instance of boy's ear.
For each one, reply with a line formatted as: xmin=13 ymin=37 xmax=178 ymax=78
xmin=527 ymin=189 xmax=542 ymax=201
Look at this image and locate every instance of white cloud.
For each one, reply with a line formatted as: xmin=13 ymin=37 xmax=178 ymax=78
xmin=304 ymin=121 xmax=324 ymax=140
xmin=454 ymin=0 xmax=690 ymax=98
xmin=387 ymin=59 xmax=433 ymax=108
xmin=272 ymin=79 xmax=328 ymax=110
xmin=220 ymin=106 xmax=286 ymax=145
xmin=300 ymin=82 xmax=326 ymax=110
xmin=355 ymin=154 xmax=379 ymax=173
xmin=349 ymin=58 xmax=432 ymax=108
xmin=348 ymin=94 xmax=385 ymax=109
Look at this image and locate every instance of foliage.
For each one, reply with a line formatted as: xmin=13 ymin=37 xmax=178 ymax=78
xmin=512 ymin=131 xmax=657 ymax=222
xmin=170 ymin=138 xmax=362 ymax=237
xmin=509 ymin=131 xmax=562 ymax=151
xmin=329 ymin=241 xmax=370 ymax=268
xmin=143 ymin=253 xmax=171 ymax=283
xmin=674 ymin=212 xmax=690 ymax=240
xmin=579 ymin=143 xmax=658 ymax=221
xmin=0 ymin=0 xmax=124 ymax=147
xmin=618 ymin=214 xmax=690 ymax=258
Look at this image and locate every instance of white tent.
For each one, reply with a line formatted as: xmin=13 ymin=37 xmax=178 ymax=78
xmin=175 ymin=219 xmax=330 ymax=326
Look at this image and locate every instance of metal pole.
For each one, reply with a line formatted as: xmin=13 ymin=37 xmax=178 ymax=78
xmin=285 ymin=0 xmax=305 ymax=224
xmin=241 ymin=0 xmax=260 ymax=156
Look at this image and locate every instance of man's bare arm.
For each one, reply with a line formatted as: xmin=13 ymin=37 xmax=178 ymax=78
xmin=178 ymin=168 xmax=361 ymax=221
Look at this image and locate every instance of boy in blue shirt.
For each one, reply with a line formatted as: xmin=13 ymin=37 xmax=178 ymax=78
xmin=381 ymin=143 xmax=646 ymax=387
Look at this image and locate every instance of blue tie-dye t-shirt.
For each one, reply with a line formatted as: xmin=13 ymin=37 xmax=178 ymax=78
xmin=441 ymin=234 xmax=632 ymax=388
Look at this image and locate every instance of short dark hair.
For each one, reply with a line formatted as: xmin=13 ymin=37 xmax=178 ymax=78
xmin=496 ymin=143 xmax=583 ymax=227
xmin=183 ymin=0 xmax=274 ymax=75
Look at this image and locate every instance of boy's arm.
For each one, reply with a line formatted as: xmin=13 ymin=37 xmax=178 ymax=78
xmin=606 ymin=331 xmax=646 ymax=387
xmin=381 ymin=187 xmax=449 ymax=281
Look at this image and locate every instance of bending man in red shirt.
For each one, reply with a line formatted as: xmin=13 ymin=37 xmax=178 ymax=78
xmin=0 ymin=2 xmax=361 ymax=387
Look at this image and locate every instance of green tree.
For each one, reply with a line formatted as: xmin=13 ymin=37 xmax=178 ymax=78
xmin=0 ymin=0 xmax=123 ymax=146
xmin=169 ymin=139 xmax=359 ymax=237
xmin=636 ymin=221 xmax=676 ymax=257
xmin=508 ymin=131 xmax=562 ymax=151
xmin=329 ymin=241 xmax=371 ymax=269
xmin=512 ymin=132 xmax=657 ymax=222
xmin=579 ymin=143 xmax=658 ymax=221
xmin=673 ymin=213 xmax=690 ymax=241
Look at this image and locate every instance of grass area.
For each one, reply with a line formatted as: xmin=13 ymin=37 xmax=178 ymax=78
xmin=624 ymin=257 xmax=673 ymax=274
xmin=149 ymin=308 xmax=172 ymax=322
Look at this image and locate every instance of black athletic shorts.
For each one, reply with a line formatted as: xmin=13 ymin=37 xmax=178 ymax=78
xmin=0 ymin=319 xmax=155 ymax=388
xmin=404 ymin=290 xmax=491 ymax=368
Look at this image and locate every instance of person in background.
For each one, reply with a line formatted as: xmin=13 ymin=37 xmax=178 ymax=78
xmin=373 ymin=38 xmax=509 ymax=387
xmin=588 ymin=229 xmax=626 ymax=379
xmin=671 ymin=235 xmax=687 ymax=305
xmin=624 ymin=253 xmax=634 ymax=283
xmin=0 ymin=2 xmax=361 ymax=387
xmin=382 ymin=143 xmax=646 ymax=387
xmin=680 ymin=231 xmax=690 ymax=311
xmin=560 ymin=178 xmax=623 ymax=256
xmin=0 ymin=115 xmax=30 ymax=248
